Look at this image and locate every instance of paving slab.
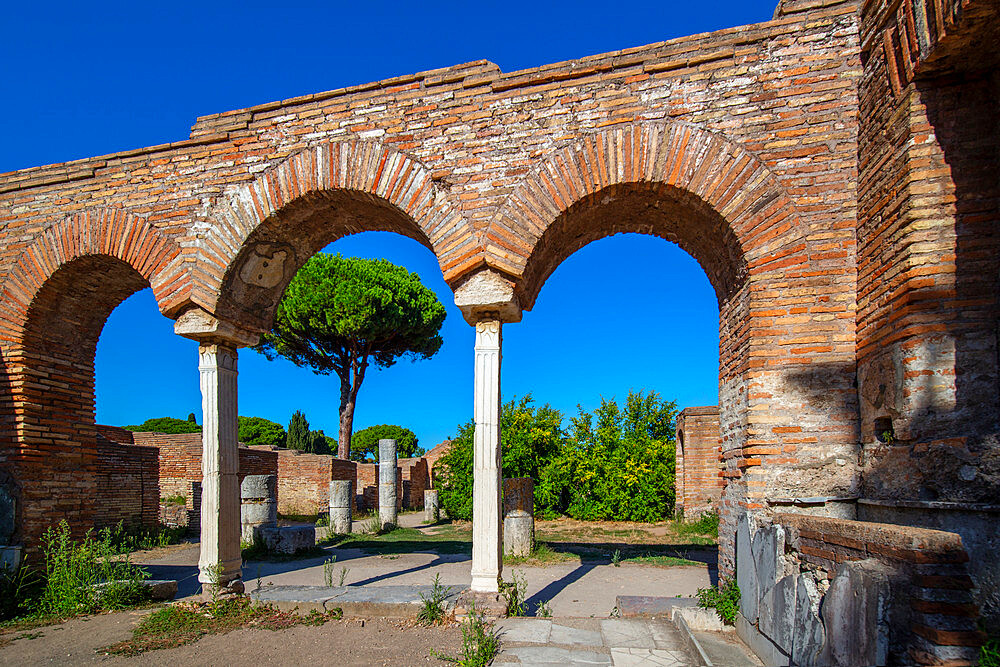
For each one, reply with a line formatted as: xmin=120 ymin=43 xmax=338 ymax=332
xmin=498 ymin=618 xmax=552 ymax=643
xmin=250 ymin=583 xmax=460 ymax=617
xmin=602 ymin=618 xmax=656 ymax=648
xmin=551 ymin=622 xmax=605 ymax=646
xmin=610 ymin=647 xmax=690 ymax=666
xmin=504 ymin=645 xmax=613 ymax=665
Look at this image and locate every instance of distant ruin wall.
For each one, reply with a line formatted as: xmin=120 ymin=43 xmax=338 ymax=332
xmin=675 ymin=406 xmax=724 ymax=519
xmin=94 ymin=437 xmax=159 ymax=530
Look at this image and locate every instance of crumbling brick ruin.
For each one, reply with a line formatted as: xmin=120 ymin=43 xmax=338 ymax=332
xmin=674 ymin=406 xmax=725 ymax=520
xmin=1 ymin=0 xmax=996 ymax=661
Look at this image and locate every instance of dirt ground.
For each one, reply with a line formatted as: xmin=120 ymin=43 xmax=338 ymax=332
xmin=0 ymin=610 xmax=462 ymax=666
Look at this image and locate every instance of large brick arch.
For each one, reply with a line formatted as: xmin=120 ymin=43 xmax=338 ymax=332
xmin=483 ymin=121 xmax=801 ymax=307
xmin=0 ymin=209 xmax=183 ymax=548
xmin=0 ymin=208 xmax=184 ymax=343
xmin=193 ymin=141 xmax=478 ymax=330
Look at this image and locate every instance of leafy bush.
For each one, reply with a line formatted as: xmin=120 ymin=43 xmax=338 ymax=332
xmin=351 ymin=424 xmax=422 ymax=461
xmin=697 ymin=578 xmax=741 ymax=625
xmin=437 ymin=390 xmax=678 ymax=523
xmin=124 ymin=417 xmax=201 ymax=434
xmin=237 ymin=416 xmax=286 ymax=447
xmin=39 ymin=520 xmax=150 ymax=617
xmin=437 ymin=396 xmax=563 ymax=521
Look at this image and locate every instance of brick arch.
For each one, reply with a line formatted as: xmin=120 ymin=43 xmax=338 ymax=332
xmin=193 ymin=141 xmax=478 ymax=330
xmin=0 ymin=208 xmax=184 ymax=344
xmin=482 ymin=121 xmax=801 ymax=309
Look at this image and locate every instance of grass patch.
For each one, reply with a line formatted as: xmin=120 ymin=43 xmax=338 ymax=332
xmin=622 ymin=554 xmax=703 ymax=567
xmin=673 ymin=511 xmax=719 ymax=539
xmin=160 ymin=494 xmax=186 ymax=506
xmin=328 ymin=525 xmax=471 ymax=556
xmin=100 ymin=597 xmax=341 ymax=656
xmin=503 ymin=541 xmax=576 ymax=566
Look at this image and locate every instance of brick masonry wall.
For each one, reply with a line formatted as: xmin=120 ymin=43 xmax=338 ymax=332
xmin=773 ymin=513 xmax=984 ymax=664
xmin=94 ymin=436 xmax=159 ymax=530
xmin=269 ymin=447 xmax=357 ymax=516
xmin=422 ymin=440 xmax=451 ymax=487
xmin=399 ymin=458 xmax=429 ymax=510
xmin=356 ymin=463 xmax=403 ymax=512
xmin=675 ymin=406 xmax=724 ymax=518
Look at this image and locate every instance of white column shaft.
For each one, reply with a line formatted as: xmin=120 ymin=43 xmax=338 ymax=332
xmin=471 ymin=320 xmax=502 ymax=593
xmin=198 ymin=344 xmax=242 ymax=587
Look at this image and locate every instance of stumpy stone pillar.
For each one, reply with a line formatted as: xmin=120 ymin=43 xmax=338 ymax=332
xmin=240 ymin=474 xmax=277 ymax=543
xmin=471 ymin=320 xmax=503 ymax=593
xmin=424 ymin=489 xmax=440 ymax=523
xmin=329 ymin=480 xmax=353 ymax=534
xmin=198 ymin=344 xmax=243 ymax=594
xmin=378 ymin=439 xmax=398 ymax=530
xmin=503 ymin=477 xmax=534 ymax=558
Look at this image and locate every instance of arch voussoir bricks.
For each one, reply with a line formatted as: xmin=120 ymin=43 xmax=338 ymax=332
xmin=484 ymin=122 xmax=801 ymax=287
xmin=191 ymin=141 xmax=476 ymax=315
xmin=0 ymin=209 xmax=183 ymax=344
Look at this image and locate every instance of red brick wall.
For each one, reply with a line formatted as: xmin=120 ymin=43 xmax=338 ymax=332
xmin=422 ymin=440 xmax=451 ymax=487
xmin=675 ymin=406 xmax=724 ymax=519
xmin=356 ymin=463 xmax=403 ymax=512
xmin=270 ymin=447 xmax=357 ymax=515
xmin=400 ymin=458 xmax=429 ymax=510
xmin=94 ymin=436 xmax=159 ymax=530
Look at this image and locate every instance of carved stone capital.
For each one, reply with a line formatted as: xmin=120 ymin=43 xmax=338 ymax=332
xmin=174 ymin=307 xmax=260 ymax=347
xmin=453 ymin=268 xmax=522 ymax=325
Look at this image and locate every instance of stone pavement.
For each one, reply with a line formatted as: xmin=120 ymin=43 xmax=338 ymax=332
xmin=494 ymin=617 xmax=695 ymax=666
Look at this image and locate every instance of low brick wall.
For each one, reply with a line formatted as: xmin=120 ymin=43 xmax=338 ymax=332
xmin=269 ymin=447 xmax=356 ymax=516
xmin=422 ymin=440 xmax=452 ymax=487
xmin=737 ymin=511 xmax=984 ymax=666
xmin=399 ymin=458 xmax=429 ymax=510
xmin=94 ymin=437 xmax=159 ymax=530
xmin=357 ymin=463 xmax=402 ymax=512
xmin=675 ymin=406 xmax=724 ymax=519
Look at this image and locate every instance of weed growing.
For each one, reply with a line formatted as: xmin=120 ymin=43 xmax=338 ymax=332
xmin=696 ymin=578 xmax=740 ymax=625
xmin=339 ymin=567 xmax=349 ymax=586
xmin=499 ymin=571 xmax=527 ymax=617
xmin=417 ymin=574 xmax=452 ymax=625
xmin=432 ymin=604 xmax=501 ymax=667
xmin=611 ymin=549 xmax=622 ymax=566
xmin=535 ymin=599 xmax=552 ymax=618
xmin=980 ymin=630 xmax=999 ymax=667
xmin=322 ymin=556 xmax=337 ymax=587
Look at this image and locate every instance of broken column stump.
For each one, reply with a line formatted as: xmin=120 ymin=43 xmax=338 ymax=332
xmin=503 ymin=477 xmax=534 ymax=557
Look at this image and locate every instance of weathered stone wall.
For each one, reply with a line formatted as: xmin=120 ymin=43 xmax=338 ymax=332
xmin=94 ymin=435 xmax=159 ymax=531
xmin=675 ymin=406 xmax=724 ymax=519
xmin=738 ymin=512 xmax=982 ymax=665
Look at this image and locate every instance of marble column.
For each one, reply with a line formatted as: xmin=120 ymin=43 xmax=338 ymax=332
xmin=378 ymin=439 xmax=398 ymax=530
xmin=198 ymin=344 xmax=243 ymax=593
xmin=471 ymin=319 xmax=503 ymax=593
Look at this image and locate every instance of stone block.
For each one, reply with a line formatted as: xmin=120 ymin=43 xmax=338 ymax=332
xmin=819 ymin=560 xmax=890 ymax=667
xmin=424 ymin=489 xmax=440 ymax=523
xmin=0 ymin=484 xmax=15 ymax=544
xmin=329 ymin=480 xmax=352 ymax=534
xmin=0 ymin=545 xmax=22 ymax=573
xmin=791 ymin=574 xmax=826 ymax=667
xmin=241 ymin=474 xmax=276 ymax=500
xmin=759 ymin=574 xmax=797 ymax=654
xmin=260 ymin=526 xmax=315 ymax=555
xmin=736 ymin=512 xmax=758 ymax=624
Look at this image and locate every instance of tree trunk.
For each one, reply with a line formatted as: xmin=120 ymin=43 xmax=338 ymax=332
xmin=338 ymin=372 xmax=353 ymax=460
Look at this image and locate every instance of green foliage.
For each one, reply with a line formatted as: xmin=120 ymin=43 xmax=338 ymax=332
xmin=437 ymin=390 xmax=678 ymax=523
xmin=417 ymin=573 xmax=452 ymax=625
xmin=433 ymin=605 xmax=501 ymax=667
xmin=437 ymin=395 xmax=563 ymax=521
xmin=675 ymin=511 xmax=720 ymax=538
xmin=535 ymin=599 xmax=552 ymax=618
xmin=697 ymin=578 xmax=741 ymax=625
xmin=186 ymin=413 xmax=197 ymax=423
xmin=307 ymin=429 xmax=332 ymax=455
xmin=981 ymin=627 xmax=1000 ymax=667
xmin=287 ymin=410 xmax=310 ymax=451
xmin=0 ymin=561 xmax=41 ymax=622
xmin=257 ymin=253 xmax=446 ymax=458
xmin=124 ymin=417 xmax=201 ymax=434
xmin=105 ymin=522 xmax=186 ymax=552
xmin=351 ymin=424 xmax=422 ymax=461
xmin=237 ymin=416 xmax=286 ymax=447
xmin=38 ymin=521 xmax=150 ymax=617
xmin=499 ymin=571 xmax=527 ymax=617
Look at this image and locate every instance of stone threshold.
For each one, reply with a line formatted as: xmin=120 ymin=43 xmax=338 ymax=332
xmin=250 ymin=584 xmax=460 ymax=618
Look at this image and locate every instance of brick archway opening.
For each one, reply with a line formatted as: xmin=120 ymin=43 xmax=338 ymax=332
xmin=9 ymin=255 xmax=151 ymax=547
xmin=214 ymin=190 xmax=438 ymax=333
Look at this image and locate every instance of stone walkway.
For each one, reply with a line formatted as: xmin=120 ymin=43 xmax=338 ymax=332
xmin=494 ymin=617 xmax=695 ymax=666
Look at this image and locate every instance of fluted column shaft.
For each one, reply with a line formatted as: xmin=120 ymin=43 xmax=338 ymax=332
xmin=471 ymin=320 xmax=503 ymax=593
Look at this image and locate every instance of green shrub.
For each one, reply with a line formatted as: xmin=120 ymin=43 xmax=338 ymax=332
xmin=39 ymin=520 xmax=150 ymax=617
xmin=499 ymin=571 xmax=527 ymax=617
xmin=433 ymin=605 xmax=501 ymax=666
xmin=981 ymin=631 xmax=1000 ymax=667
xmin=351 ymin=424 xmax=422 ymax=461
xmin=676 ymin=511 xmax=720 ymax=537
xmin=697 ymin=578 xmax=740 ymax=625
xmin=237 ymin=416 xmax=286 ymax=447
xmin=123 ymin=417 xmax=200 ymax=434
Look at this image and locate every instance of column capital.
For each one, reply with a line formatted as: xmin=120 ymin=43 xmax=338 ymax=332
xmin=174 ymin=307 xmax=260 ymax=347
xmin=453 ymin=268 xmax=522 ymax=325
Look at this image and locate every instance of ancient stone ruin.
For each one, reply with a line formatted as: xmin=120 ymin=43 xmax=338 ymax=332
xmin=1 ymin=0 xmax=997 ymax=662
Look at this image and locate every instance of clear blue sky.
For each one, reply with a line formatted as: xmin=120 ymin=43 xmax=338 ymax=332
xmin=3 ymin=0 xmax=778 ymax=447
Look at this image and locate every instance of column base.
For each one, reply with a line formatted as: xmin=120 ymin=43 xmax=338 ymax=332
xmin=199 ymin=577 xmax=244 ymax=600
xmin=454 ymin=589 xmax=508 ymax=620
xmin=470 ymin=573 xmax=500 ymax=594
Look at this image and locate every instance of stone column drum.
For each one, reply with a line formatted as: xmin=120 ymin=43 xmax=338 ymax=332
xmin=378 ymin=439 xmax=398 ymax=530
xmin=240 ymin=474 xmax=277 ymax=543
xmin=503 ymin=477 xmax=534 ymax=557
xmin=329 ymin=480 xmax=353 ymax=534
xmin=424 ymin=489 xmax=440 ymax=523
